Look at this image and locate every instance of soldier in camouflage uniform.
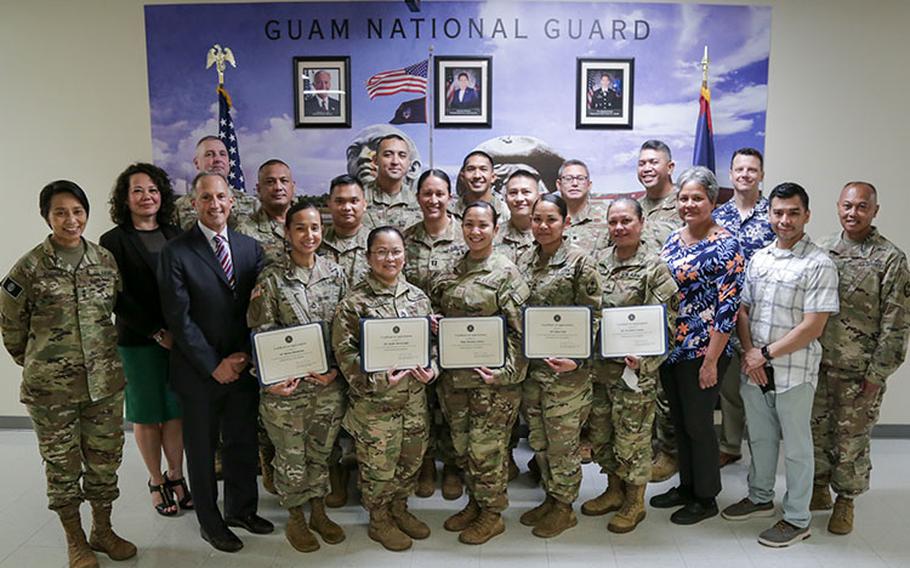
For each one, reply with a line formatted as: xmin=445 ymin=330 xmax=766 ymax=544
xmin=361 ymin=135 xmax=422 ymax=231
xmin=583 ymin=199 xmax=679 ymax=534
xmin=172 ymin=136 xmax=259 ymax=230
xmin=518 ymin=194 xmax=603 ymax=539
xmin=557 ymin=159 xmax=607 ymax=251
xmin=332 ymin=226 xmax=437 ymax=552
xmin=247 ymin=200 xmax=348 ymax=553
xmin=319 ymin=174 xmax=370 ymax=288
xmin=450 ymin=151 xmax=510 ymax=224
xmin=495 ymin=169 xmax=539 ymax=269
xmin=403 ymin=169 xmax=467 ymax=500
xmin=635 ymin=140 xmax=681 ymax=481
xmin=812 ymin=182 xmax=910 ymax=535
xmin=0 ymin=181 xmax=136 ymax=568
xmin=431 ymin=201 xmax=530 ymax=545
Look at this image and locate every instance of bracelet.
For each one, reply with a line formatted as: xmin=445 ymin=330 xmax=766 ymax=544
xmin=760 ymin=345 xmax=773 ymax=361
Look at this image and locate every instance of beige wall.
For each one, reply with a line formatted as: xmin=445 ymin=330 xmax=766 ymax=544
xmin=1 ymin=0 xmax=908 ymax=422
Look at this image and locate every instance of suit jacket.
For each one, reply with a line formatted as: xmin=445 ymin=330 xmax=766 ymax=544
xmin=304 ymin=95 xmax=340 ymax=117
xmin=450 ymin=87 xmax=480 ymax=110
xmin=157 ymin=224 xmax=263 ymax=397
xmin=100 ymin=223 xmax=181 ymax=346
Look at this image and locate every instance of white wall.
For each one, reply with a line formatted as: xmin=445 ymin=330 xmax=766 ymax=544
xmin=1 ymin=0 xmax=908 ymax=422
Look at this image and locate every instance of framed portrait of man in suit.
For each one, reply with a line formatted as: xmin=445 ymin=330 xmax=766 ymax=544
xmin=294 ymin=56 xmax=351 ymax=128
xmin=576 ymin=58 xmax=634 ymax=130
xmin=435 ymin=56 xmax=492 ymax=129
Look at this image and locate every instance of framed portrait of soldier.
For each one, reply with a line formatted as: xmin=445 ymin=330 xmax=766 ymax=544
xmin=294 ymin=56 xmax=351 ymax=128
xmin=576 ymin=58 xmax=634 ymax=129
xmin=434 ymin=56 xmax=492 ymax=129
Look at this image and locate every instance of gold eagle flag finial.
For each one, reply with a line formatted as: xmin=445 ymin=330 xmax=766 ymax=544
xmin=205 ymin=44 xmax=236 ymax=86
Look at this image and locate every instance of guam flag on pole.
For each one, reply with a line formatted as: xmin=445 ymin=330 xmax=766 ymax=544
xmin=692 ymin=48 xmax=716 ymax=173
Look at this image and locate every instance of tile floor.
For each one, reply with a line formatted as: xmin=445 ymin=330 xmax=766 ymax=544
xmin=0 ymin=430 xmax=908 ymax=567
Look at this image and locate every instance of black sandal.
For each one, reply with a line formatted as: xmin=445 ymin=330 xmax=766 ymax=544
xmin=148 ymin=479 xmax=177 ymax=517
xmin=164 ymin=471 xmax=194 ymax=510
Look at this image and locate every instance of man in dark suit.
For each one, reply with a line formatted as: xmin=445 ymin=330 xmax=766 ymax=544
xmin=158 ymin=172 xmax=269 ymax=552
xmin=304 ymin=70 xmax=340 ymax=116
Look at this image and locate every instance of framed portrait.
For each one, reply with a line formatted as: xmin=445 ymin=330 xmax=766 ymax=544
xmin=434 ymin=56 xmax=492 ymax=129
xmin=576 ymin=58 xmax=634 ymax=129
xmin=293 ymin=56 xmax=351 ymax=128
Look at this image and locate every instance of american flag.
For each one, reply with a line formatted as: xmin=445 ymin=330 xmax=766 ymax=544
xmin=366 ymin=60 xmax=428 ymax=99
xmin=217 ymin=85 xmax=246 ymax=191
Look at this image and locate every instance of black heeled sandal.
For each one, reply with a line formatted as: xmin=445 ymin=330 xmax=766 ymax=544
xmin=149 ymin=479 xmax=178 ymax=517
xmin=164 ymin=471 xmax=194 ymax=510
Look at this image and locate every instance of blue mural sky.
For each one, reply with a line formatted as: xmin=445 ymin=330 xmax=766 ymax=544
xmin=146 ymin=1 xmax=770 ymax=195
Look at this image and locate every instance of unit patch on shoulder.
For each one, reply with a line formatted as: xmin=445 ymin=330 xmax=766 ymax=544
xmin=2 ymin=276 xmax=23 ymax=299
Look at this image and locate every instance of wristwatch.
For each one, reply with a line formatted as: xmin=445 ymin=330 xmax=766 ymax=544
xmin=760 ymin=345 xmax=773 ymax=361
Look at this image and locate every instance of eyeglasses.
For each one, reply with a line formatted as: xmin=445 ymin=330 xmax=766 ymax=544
xmin=559 ymin=175 xmax=589 ymax=184
xmin=371 ymin=249 xmax=405 ymax=260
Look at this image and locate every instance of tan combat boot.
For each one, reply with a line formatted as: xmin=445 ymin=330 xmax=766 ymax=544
xmin=415 ymin=457 xmax=436 ymax=498
xmin=390 ymin=498 xmax=431 ymax=539
xmin=58 ymin=507 xmax=99 ymax=568
xmin=260 ymin=445 xmax=277 ymax=495
xmin=308 ymin=497 xmax=345 ymax=544
xmin=519 ymin=495 xmax=555 ymax=526
xmin=369 ymin=506 xmax=412 ymax=551
xmin=444 ymin=497 xmax=480 ymax=532
xmin=582 ymin=473 xmax=624 ymax=516
xmin=608 ymin=483 xmax=646 ymax=533
xmin=650 ymin=451 xmax=678 ymax=482
xmin=325 ymin=462 xmax=349 ymax=508
xmin=828 ymin=496 xmax=854 ymax=535
xmin=459 ymin=509 xmax=505 ymax=545
xmin=88 ymin=502 xmax=137 ymax=561
xmin=286 ymin=506 xmax=319 ymax=552
xmin=532 ymin=500 xmax=577 ymax=538
xmin=441 ymin=464 xmax=463 ymax=500
xmin=810 ymin=484 xmax=834 ymax=511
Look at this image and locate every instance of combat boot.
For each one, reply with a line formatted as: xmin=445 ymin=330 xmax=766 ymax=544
xmin=325 ymin=462 xmax=349 ymax=508
xmin=88 ymin=502 xmax=137 ymax=561
xmin=519 ymin=495 xmax=555 ymax=526
xmin=58 ymin=506 xmax=99 ymax=568
xmin=444 ymin=497 xmax=480 ymax=531
xmin=286 ymin=506 xmax=319 ymax=552
xmin=608 ymin=483 xmax=646 ymax=533
xmin=260 ymin=445 xmax=277 ymax=495
xmin=442 ymin=464 xmax=463 ymax=500
xmin=810 ymin=484 xmax=833 ymax=511
xmin=368 ymin=507 xmax=412 ymax=551
xmin=459 ymin=509 xmax=505 ymax=545
xmin=416 ymin=457 xmax=436 ymax=498
xmin=390 ymin=498 xmax=431 ymax=539
xmin=650 ymin=451 xmax=678 ymax=482
xmin=828 ymin=496 xmax=854 ymax=535
xmin=507 ymin=451 xmax=520 ymax=482
xmin=308 ymin=497 xmax=345 ymax=544
xmin=581 ymin=473 xmax=624 ymax=516
xmin=532 ymin=500 xmax=577 ymax=538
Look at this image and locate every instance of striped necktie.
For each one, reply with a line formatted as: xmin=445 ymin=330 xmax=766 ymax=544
xmin=213 ymin=234 xmax=235 ymax=288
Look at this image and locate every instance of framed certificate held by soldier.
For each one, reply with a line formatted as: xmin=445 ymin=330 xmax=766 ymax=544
xmin=360 ymin=316 xmax=430 ymax=373
xmin=438 ymin=316 xmax=506 ymax=370
xmin=523 ymin=306 xmax=592 ymax=359
xmin=252 ymin=323 xmax=329 ymax=386
xmin=600 ymin=305 xmax=668 ymax=358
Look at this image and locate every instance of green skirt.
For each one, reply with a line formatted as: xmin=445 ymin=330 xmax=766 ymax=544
xmin=119 ymin=345 xmax=181 ymax=424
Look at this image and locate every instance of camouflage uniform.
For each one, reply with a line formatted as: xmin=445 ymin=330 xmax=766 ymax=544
xmin=590 ymin=243 xmax=679 ymax=485
xmin=522 ymin=240 xmax=602 ymax=504
xmin=235 ymin=207 xmax=288 ymax=268
xmin=813 ymin=228 xmax=910 ymax=497
xmin=564 ymin=200 xmax=607 ymax=251
xmin=247 ymin=256 xmax=348 ymax=508
xmin=331 ymin=274 xmax=434 ymax=510
xmin=433 ymin=252 xmax=530 ymax=512
xmin=449 ymin=195 xmax=511 ymax=225
xmin=172 ymin=188 xmax=259 ymax=230
xmin=0 ymin=237 xmax=125 ymax=511
xmin=494 ymin=221 xmax=535 ymax=269
xmin=318 ymin=225 xmax=370 ymax=286
xmin=361 ymin=181 xmax=423 ymax=232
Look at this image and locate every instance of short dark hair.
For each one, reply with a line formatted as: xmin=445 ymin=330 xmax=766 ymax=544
xmin=285 ymin=198 xmax=321 ymax=229
xmin=532 ymin=193 xmax=568 ymax=220
xmin=730 ymin=147 xmax=764 ymax=169
xmin=461 ymin=150 xmax=494 ymax=170
xmin=109 ymin=163 xmax=176 ymax=226
xmin=463 ymin=200 xmax=499 ymax=226
xmin=607 ymin=197 xmax=644 ymax=220
xmin=40 ymin=180 xmax=90 ymax=220
xmin=457 ymin=72 xmax=469 ymax=80
xmin=417 ymin=169 xmax=451 ymax=195
xmin=258 ymin=159 xmax=291 ymax=177
xmin=377 ymin=134 xmax=409 ymax=153
xmin=843 ymin=180 xmax=878 ymax=197
xmin=191 ymin=172 xmax=228 ymax=194
xmin=640 ymin=139 xmax=672 ymax=161
xmin=769 ymin=182 xmax=810 ymax=210
xmin=366 ymin=225 xmax=405 ymax=253
xmin=505 ymin=168 xmax=540 ymax=186
xmin=329 ymin=174 xmax=363 ymax=196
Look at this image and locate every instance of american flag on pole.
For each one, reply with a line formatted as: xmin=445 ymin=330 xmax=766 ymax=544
xmin=366 ymin=60 xmax=428 ymax=99
xmin=217 ymin=85 xmax=246 ymax=191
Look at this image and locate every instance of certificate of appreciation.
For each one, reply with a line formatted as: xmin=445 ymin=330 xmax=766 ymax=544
xmin=438 ymin=316 xmax=506 ymax=370
xmin=252 ymin=323 xmax=329 ymax=386
xmin=600 ymin=305 xmax=668 ymax=358
xmin=523 ymin=306 xmax=592 ymax=359
xmin=360 ymin=317 xmax=430 ymax=373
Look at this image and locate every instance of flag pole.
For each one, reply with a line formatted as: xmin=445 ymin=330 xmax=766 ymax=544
xmin=700 ymin=45 xmax=709 ymax=89
xmin=427 ymin=46 xmax=435 ymax=169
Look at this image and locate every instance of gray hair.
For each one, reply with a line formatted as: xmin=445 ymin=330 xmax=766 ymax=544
xmin=676 ymin=166 xmax=719 ymax=203
xmin=557 ymin=159 xmax=590 ymax=178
